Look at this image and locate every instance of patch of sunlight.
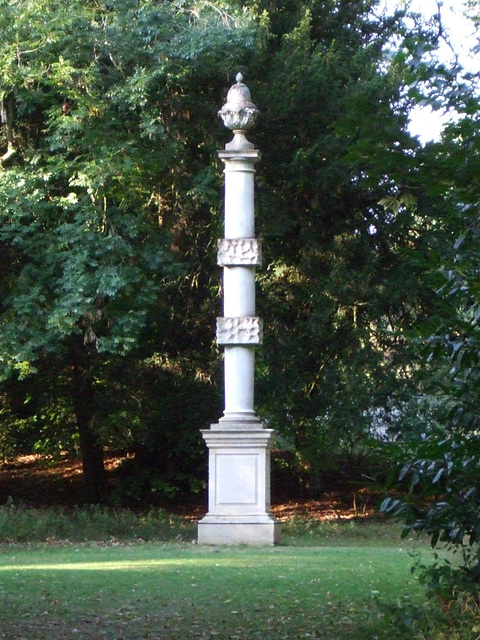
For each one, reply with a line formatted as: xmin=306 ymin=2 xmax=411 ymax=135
xmin=0 ymin=547 xmax=418 ymax=573
xmin=0 ymin=558 xmax=207 ymax=572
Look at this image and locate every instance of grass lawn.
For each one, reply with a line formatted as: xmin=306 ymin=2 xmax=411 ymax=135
xmin=0 ymin=521 xmax=435 ymax=640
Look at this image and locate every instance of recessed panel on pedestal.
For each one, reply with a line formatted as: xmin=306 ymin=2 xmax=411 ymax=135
xmin=215 ymin=453 xmax=258 ymax=505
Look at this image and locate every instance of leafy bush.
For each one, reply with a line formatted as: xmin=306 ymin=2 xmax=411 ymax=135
xmin=381 ymin=199 xmax=480 ymax=635
xmin=381 ymin=430 xmax=480 ymax=634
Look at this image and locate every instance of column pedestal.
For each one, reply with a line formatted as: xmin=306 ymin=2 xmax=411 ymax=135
xmin=198 ymin=427 xmax=281 ymax=545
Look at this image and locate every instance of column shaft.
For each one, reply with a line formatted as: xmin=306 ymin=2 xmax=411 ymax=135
xmin=221 ymin=346 xmax=255 ymax=423
xmin=223 ymin=268 xmax=255 ymax=317
xmin=223 ymin=160 xmax=256 ymax=239
xmin=219 ymin=152 xmax=258 ymax=425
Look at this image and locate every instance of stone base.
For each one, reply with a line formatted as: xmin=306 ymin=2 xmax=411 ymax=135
xmin=198 ymin=515 xmax=281 ymax=545
xmin=198 ymin=426 xmax=281 ymax=545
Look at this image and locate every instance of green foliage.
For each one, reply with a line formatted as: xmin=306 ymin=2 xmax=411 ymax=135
xmin=0 ymin=501 xmax=194 ymax=543
xmin=0 ymin=0 xmax=255 ymax=372
xmin=381 ymin=104 xmax=480 ymax=624
xmin=0 ymin=0 xmax=477 ymax=519
xmin=0 ymin=0 xmax=252 ymax=498
xmin=244 ymin=0 xmax=448 ymax=483
xmin=381 ymin=431 xmax=480 ymax=546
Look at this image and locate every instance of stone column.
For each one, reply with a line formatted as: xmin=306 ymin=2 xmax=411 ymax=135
xmin=197 ymin=74 xmax=281 ymax=545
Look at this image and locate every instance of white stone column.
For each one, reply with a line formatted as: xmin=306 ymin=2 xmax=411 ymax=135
xmin=197 ymin=74 xmax=281 ymax=545
xmin=218 ymin=149 xmax=259 ymax=426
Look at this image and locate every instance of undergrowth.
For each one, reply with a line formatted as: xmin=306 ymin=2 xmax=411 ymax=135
xmin=0 ymin=500 xmax=196 ymax=543
xmin=280 ymin=514 xmax=426 ymax=547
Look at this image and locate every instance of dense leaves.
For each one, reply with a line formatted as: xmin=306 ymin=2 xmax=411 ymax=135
xmin=0 ymin=0 xmax=478 ymax=523
xmin=0 ymin=0 xmax=254 ymax=500
xmin=380 ymin=108 xmax=480 ymax=607
xmin=246 ymin=0 xmax=446 ymax=487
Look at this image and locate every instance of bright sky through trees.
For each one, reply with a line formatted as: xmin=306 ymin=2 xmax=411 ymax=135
xmin=383 ymin=0 xmax=479 ymax=142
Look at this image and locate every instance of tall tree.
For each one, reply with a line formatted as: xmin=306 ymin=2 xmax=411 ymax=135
xmin=235 ymin=0 xmax=449 ymax=487
xmin=0 ymin=0 xmax=469 ymax=504
xmin=0 ymin=0 xmax=254 ymax=501
xmin=376 ymin=4 xmax=480 ymax=623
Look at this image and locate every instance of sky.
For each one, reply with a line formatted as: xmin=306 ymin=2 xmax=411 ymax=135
xmin=381 ymin=0 xmax=479 ymax=142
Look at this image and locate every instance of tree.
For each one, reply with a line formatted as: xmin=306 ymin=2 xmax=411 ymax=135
xmin=0 ymin=0 xmax=469 ymax=506
xmin=381 ymin=111 xmax=480 ymax=604
xmin=379 ymin=5 xmax=480 ymax=622
xmin=0 ymin=0 xmax=254 ymax=501
xmin=230 ymin=0 xmax=448 ymax=490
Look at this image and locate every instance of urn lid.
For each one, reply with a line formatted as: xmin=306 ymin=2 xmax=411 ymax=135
xmin=225 ymin=73 xmax=256 ymax=110
xmin=218 ymin=73 xmax=259 ymax=132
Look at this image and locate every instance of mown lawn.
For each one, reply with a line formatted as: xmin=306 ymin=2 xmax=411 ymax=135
xmin=0 ymin=523 xmax=435 ymax=640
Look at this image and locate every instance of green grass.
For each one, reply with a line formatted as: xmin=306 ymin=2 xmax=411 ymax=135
xmin=0 ymin=525 xmax=436 ymax=640
xmin=0 ymin=506 xmax=442 ymax=639
xmin=0 ymin=502 xmax=423 ymax=547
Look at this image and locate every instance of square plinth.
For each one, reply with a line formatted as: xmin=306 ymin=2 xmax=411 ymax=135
xmin=198 ymin=517 xmax=281 ymax=546
xmin=198 ymin=427 xmax=281 ymax=545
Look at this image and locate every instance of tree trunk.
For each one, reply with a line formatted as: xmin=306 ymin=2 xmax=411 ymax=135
xmin=0 ymin=93 xmax=16 ymax=165
xmin=71 ymin=350 xmax=106 ymax=504
xmin=76 ymin=409 xmax=106 ymax=504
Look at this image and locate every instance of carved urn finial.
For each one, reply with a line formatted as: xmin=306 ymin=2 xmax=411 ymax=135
xmin=218 ymin=73 xmax=259 ymax=148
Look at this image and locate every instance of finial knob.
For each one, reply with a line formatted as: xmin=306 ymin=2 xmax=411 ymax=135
xmin=218 ymin=73 xmax=259 ymax=133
